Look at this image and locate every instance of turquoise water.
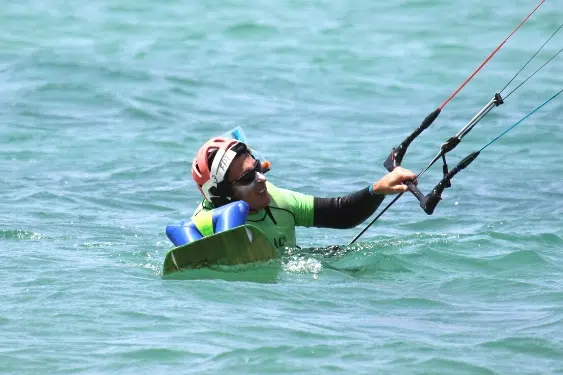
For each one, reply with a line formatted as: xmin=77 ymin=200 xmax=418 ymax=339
xmin=2 ymin=0 xmax=563 ymax=374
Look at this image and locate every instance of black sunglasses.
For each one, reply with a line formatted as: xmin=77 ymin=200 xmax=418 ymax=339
xmin=232 ymin=159 xmax=263 ymax=186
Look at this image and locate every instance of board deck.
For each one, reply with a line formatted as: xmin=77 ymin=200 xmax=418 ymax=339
xmin=162 ymin=225 xmax=278 ymax=275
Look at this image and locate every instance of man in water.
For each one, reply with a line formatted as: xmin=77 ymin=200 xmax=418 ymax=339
xmin=190 ymin=136 xmax=416 ymax=249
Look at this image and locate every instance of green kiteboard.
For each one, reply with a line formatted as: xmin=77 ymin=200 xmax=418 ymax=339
xmin=162 ymin=224 xmax=278 ymax=275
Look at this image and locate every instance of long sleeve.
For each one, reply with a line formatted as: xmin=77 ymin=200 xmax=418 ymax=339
xmin=312 ymin=187 xmax=385 ymax=229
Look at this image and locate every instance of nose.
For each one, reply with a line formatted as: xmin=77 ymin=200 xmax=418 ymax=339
xmin=256 ymin=171 xmax=267 ymax=182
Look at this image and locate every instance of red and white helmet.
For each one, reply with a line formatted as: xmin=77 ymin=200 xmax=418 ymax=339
xmin=191 ymin=136 xmax=248 ymax=204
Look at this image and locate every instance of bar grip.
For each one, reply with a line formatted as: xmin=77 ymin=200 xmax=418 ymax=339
xmin=406 ymin=181 xmax=425 ymax=201
xmin=384 ymin=107 xmax=441 ymax=172
xmin=421 ymin=151 xmax=481 ymax=215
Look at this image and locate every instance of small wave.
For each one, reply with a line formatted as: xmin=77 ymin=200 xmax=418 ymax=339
xmin=416 ymin=357 xmax=497 ymax=375
xmin=118 ymin=347 xmax=188 ymax=361
xmin=486 ymin=249 xmax=552 ymax=268
xmin=486 ymin=231 xmax=562 ymax=246
xmin=283 ymin=256 xmax=323 ymax=276
xmin=224 ymin=22 xmax=280 ymax=37
xmin=381 ymin=297 xmax=452 ymax=309
xmin=0 ymin=229 xmax=46 ymax=240
xmin=479 ymin=336 xmax=562 ymax=358
xmin=79 ymin=242 xmax=117 ymax=249
xmin=290 ymin=242 xmax=412 ymax=276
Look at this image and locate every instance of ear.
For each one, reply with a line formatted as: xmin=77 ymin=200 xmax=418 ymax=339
xmin=212 ymin=183 xmax=234 ymax=202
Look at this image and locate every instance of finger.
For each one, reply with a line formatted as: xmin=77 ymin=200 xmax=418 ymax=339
xmin=398 ymin=167 xmax=417 ymax=180
xmin=393 ymin=166 xmax=409 ymax=175
xmin=393 ymin=168 xmax=416 ymax=180
xmin=396 ymin=184 xmax=409 ymax=193
xmin=397 ymin=175 xmax=417 ymax=186
xmin=399 ymin=178 xmax=417 ymax=188
xmin=403 ymin=171 xmax=417 ymax=180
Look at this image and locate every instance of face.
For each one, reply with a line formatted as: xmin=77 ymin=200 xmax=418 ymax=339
xmin=227 ymin=154 xmax=270 ymax=211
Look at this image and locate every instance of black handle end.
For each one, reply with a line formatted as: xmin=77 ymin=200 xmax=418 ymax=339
xmin=420 ymin=107 xmax=442 ymax=131
xmin=384 ymin=149 xmax=398 ymax=172
xmin=420 ymin=194 xmax=442 ymax=215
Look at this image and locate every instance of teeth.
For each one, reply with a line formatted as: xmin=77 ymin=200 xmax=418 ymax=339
xmin=257 ymin=188 xmax=265 ymax=194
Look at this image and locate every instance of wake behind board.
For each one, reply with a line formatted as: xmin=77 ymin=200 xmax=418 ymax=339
xmin=162 ymin=224 xmax=278 ymax=275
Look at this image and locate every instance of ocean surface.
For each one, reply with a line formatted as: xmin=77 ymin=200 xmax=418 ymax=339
xmin=2 ymin=0 xmax=563 ymax=374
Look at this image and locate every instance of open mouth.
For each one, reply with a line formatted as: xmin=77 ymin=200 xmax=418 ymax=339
xmin=257 ymin=187 xmax=266 ymax=195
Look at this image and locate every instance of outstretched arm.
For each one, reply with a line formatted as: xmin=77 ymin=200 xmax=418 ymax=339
xmin=313 ymin=167 xmax=416 ymax=229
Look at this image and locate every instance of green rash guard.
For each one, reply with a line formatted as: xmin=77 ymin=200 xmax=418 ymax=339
xmin=192 ymin=181 xmax=314 ymax=249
